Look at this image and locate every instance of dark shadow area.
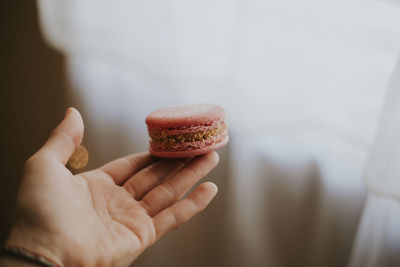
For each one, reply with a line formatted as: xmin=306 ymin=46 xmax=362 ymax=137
xmin=0 ymin=1 xmax=65 ymax=242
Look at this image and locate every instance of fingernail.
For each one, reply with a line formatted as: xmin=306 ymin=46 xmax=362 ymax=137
xmin=214 ymin=152 xmax=220 ymax=163
xmin=208 ymin=182 xmax=218 ymax=197
xmin=64 ymin=107 xmax=74 ymax=119
xmin=210 ymin=182 xmax=218 ymax=192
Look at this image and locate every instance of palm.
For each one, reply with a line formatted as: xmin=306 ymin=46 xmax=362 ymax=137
xmin=76 ymin=173 xmax=152 ymax=266
xmin=78 ymin=167 xmax=155 ymax=265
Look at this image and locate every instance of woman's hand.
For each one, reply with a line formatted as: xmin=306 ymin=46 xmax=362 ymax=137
xmin=4 ymin=108 xmax=219 ymax=266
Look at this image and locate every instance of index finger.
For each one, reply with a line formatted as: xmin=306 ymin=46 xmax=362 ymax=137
xmin=99 ymin=152 xmax=158 ymax=185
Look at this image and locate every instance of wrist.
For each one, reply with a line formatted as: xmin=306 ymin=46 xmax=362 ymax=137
xmin=5 ymin=224 xmax=65 ymax=267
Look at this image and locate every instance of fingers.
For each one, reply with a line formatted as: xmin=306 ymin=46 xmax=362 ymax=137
xmin=38 ymin=107 xmax=84 ymax=165
xmin=99 ymin=152 xmax=158 ymax=185
xmin=152 ymin=182 xmax=218 ymax=240
xmin=123 ymin=158 xmax=191 ymax=200
xmin=141 ymin=152 xmax=219 ymax=217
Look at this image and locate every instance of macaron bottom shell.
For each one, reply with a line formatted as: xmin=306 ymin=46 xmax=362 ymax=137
xmin=149 ymin=135 xmax=229 ymax=158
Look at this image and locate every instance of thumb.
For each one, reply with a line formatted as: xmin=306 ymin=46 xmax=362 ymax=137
xmin=39 ymin=107 xmax=84 ymax=165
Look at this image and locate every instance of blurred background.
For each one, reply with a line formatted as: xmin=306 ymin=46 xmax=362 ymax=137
xmin=0 ymin=0 xmax=66 ymax=243
xmin=2 ymin=0 xmax=400 ymax=266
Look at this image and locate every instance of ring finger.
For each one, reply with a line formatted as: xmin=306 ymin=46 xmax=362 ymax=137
xmin=140 ymin=152 xmax=219 ymax=217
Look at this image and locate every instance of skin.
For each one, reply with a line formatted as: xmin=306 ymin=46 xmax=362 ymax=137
xmin=0 ymin=108 xmax=219 ymax=267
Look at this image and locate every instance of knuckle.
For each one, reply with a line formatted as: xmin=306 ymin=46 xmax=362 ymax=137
xmin=140 ymin=197 xmax=152 ymax=215
xmin=124 ymin=182 xmax=137 ymax=199
xmin=24 ymin=154 xmax=40 ymax=170
xmin=124 ymin=156 xmax=139 ymax=171
xmin=167 ymin=208 xmax=180 ymax=227
xmin=187 ymin=164 xmax=201 ymax=178
xmin=24 ymin=151 xmax=53 ymax=171
xmin=52 ymin=128 xmax=79 ymax=148
xmin=160 ymin=182 xmax=176 ymax=201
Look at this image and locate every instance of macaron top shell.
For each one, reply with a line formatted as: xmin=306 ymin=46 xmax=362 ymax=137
xmin=146 ymin=104 xmax=226 ymax=128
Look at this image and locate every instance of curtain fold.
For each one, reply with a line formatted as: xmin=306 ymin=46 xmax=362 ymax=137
xmin=349 ymin=56 xmax=400 ymax=267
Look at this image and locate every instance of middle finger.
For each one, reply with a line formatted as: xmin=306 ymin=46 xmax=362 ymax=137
xmin=123 ymin=158 xmax=190 ymax=200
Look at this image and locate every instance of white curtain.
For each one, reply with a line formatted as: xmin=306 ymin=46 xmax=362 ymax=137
xmin=349 ymin=56 xmax=400 ymax=267
xmin=37 ymin=0 xmax=400 ymax=266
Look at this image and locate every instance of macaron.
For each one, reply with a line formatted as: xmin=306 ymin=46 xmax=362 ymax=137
xmin=145 ymin=104 xmax=229 ymax=158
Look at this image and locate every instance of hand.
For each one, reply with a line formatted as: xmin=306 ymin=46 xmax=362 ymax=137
xmin=4 ymin=108 xmax=219 ymax=266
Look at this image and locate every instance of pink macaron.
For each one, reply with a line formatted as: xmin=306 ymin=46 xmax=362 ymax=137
xmin=145 ymin=104 xmax=229 ymax=158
